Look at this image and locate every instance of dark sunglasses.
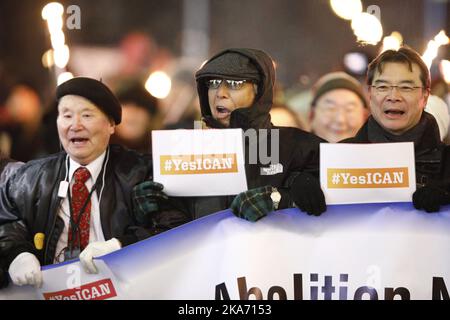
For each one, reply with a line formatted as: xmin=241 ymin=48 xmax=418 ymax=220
xmin=206 ymin=79 xmax=249 ymax=90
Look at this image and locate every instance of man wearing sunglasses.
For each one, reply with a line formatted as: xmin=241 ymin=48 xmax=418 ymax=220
xmin=342 ymin=46 xmax=450 ymax=212
xmin=133 ymin=48 xmax=327 ymax=233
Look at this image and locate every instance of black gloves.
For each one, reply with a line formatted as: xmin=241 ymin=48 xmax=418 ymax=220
xmin=289 ymin=172 xmax=326 ymax=216
xmin=132 ymin=181 xmax=169 ymax=225
xmin=413 ymin=184 xmax=450 ymax=213
xmin=230 ymin=173 xmax=327 ymax=221
xmin=230 ymin=186 xmax=274 ymax=222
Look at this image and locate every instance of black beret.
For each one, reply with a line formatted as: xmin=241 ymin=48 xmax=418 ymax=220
xmin=56 ymin=77 xmax=122 ymax=124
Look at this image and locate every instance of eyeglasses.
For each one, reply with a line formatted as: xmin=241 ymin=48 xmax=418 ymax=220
xmin=371 ymin=84 xmax=424 ymax=94
xmin=206 ymin=79 xmax=248 ymax=90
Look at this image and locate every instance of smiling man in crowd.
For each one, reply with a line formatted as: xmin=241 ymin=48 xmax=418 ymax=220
xmin=342 ymin=46 xmax=450 ymax=212
xmin=309 ymin=71 xmax=369 ymax=143
xmin=0 ymin=77 xmax=152 ymax=288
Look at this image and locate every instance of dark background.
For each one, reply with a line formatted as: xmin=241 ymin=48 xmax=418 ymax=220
xmin=0 ymin=0 xmax=449 ymax=102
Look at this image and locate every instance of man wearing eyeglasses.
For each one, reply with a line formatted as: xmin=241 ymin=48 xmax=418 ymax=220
xmin=133 ymin=48 xmax=326 ymax=234
xmin=342 ymin=46 xmax=450 ymax=212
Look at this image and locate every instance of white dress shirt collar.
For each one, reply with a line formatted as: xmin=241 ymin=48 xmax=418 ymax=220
xmin=68 ymin=151 xmax=106 ymax=184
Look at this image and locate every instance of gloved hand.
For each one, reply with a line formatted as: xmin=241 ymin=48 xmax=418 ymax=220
xmin=79 ymin=238 xmax=121 ymax=274
xmin=289 ymin=172 xmax=326 ymax=216
xmin=230 ymin=186 xmax=274 ymax=222
xmin=413 ymin=184 xmax=450 ymax=213
xmin=8 ymin=252 xmax=43 ymax=288
xmin=132 ymin=181 xmax=169 ymax=225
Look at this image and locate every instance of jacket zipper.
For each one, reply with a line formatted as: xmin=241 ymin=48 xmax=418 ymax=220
xmin=44 ymin=196 xmax=61 ymax=264
xmin=44 ymin=159 xmax=66 ymax=264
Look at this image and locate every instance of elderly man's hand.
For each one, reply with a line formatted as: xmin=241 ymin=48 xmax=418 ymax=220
xmin=8 ymin=252 xmax=43 ymax=288
xmin=230 ymin=186 xmax=274 ymax=222
xmin=79 ymin=238 xmax=121 ymax=274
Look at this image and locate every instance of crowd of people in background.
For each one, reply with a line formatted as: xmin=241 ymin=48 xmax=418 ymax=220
xmin=1 ymin=33 xmax=449 ymax=163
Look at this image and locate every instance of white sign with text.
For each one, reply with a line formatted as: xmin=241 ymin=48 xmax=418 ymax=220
xmin=320 ymin=143 xmax=416 ymax=204
xmin=38 ymin=260 xmax=122 ymax=300
xmin=152 ymin=129 xmax=248 ymax=196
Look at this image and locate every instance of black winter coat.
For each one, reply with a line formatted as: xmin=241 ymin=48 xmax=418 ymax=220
xmin=0 ymin=145 xmax=152 ymax=287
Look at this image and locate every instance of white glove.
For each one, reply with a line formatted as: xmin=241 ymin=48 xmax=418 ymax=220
xmin=79 ymin=238 xmax=121 ymax=274
xmin=8 ymin=252 xmax=43 ymax=288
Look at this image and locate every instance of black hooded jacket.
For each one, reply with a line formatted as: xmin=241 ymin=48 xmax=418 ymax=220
xmin=150 ymin=48 xmax=323 ymax=231
xmin=196 ymin=48 xmax=274 ymax=131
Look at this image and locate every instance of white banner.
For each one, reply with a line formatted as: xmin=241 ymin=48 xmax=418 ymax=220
xmin=1 ymin=203 xmax=450 ymax=300
xmin=320 ymin=143 xmax=416 ymax=204
xmin=152 ymin=129 xmax=248 ymax=196
xmin=38 ymin=260 xmax=123 ymax=300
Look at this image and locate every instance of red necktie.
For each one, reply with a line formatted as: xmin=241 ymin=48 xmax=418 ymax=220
xmin=68 ymin=167 xmax=91 ymax=251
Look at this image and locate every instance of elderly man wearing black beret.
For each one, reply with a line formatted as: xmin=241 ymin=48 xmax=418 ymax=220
xmin=0 ymin=77 xmax=152 ymax=289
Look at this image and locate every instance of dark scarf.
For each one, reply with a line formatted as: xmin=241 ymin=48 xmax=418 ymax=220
xmin=202 ymin=108 xmax=272 ymax=131
xmin=365 ymin=112 xmax=446 ymax=185
xmin=367 ymin=112 xmax=441 ymax=153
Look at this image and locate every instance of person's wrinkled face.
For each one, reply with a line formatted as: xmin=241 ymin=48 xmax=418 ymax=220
xmin=57 ymin=95 xmax=115 ymax=165
xmin=369 ymin=62 xmax=429 ymax=135
xmin=207 ymin=79 xmax=256 ymax=127
xmin=116 ymin=103 xmax=151 ymax=141
xmin=310 ymin=89 xmax=367 ymax=142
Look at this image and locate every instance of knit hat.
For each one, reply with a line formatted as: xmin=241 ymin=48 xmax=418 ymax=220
xmin=56 ymin=77 xmax=122 ymax=124
xmin=311 ymin=72 xmax=368 ymax=109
